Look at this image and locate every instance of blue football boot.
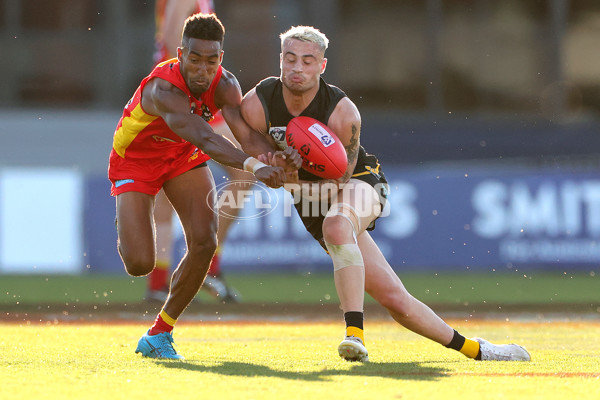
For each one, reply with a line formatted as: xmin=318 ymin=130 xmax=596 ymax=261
xmin=135 ymin=330 xmax=184 ymax=360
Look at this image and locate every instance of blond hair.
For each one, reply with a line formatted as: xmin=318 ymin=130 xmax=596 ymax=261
xmin=280 ymin=26 xmax=329 ymax=54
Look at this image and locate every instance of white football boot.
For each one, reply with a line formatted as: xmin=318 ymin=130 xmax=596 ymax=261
xmin=473 ymin=337 xmax=531 ymax=361
xmin=338 ymin=336 xmax=369 ymax=362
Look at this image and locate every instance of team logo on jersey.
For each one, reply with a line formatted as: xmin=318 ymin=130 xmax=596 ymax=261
xmin=365 ymin=165 xmax=381 ymax=179
xmin=190 ymin=102 xmax=214 ymax=122
xmin=152 ymin=135 xmax=176 ymax=143
xmin=201 ymin=104 xmax=214 ymax=122
xmin=188 ymin=148 xmax=202 ymax=162
xmin=269 ymin=127 xmax=286 ymax=147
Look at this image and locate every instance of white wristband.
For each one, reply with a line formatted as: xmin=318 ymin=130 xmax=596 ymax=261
xmin=243 ymin=157 xmax=268 ymax=174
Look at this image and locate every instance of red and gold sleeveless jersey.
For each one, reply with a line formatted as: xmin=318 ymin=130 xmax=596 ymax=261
xmin=110 ymin=60 xmax=221 ymax=166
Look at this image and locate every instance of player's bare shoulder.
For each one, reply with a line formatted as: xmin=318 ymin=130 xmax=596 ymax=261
xmin=214 ymin=67 xmax=243 ymax=108
xmin=218 ymin=67 xmax=239 ymax=86
xmin=141 ymin=77 xmax=185 ymax=116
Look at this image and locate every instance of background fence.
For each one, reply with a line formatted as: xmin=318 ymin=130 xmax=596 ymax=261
xmin=1 ymin=0 xmax=599 ymax=274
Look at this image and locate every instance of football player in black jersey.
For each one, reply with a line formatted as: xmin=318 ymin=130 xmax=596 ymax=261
xmin=240 ymin=25 xmax=530 ymax=363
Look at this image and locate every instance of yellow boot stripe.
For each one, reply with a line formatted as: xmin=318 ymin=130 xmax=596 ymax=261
xmin=160 ymin=309 xmax=177 ymax=327
xmin=346 ymin=326 xmax=364 ymax=343
xmin=460 ymin=338 xmax=480 ymax=358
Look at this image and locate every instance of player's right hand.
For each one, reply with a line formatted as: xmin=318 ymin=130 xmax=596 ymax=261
xmin=259 ymin=148 xmax=301 ymax=171
xmin=258 ymin=152 xmax=300 ymax=185
xmin=254 ymin=165 xmax=287 ymax=188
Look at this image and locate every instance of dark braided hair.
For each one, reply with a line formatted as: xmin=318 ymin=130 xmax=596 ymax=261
xmin=182 ymin=13 xmax=225 ymax=47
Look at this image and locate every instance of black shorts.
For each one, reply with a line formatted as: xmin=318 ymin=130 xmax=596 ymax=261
xmin=293 ymin=147 xmax=388 ymax=250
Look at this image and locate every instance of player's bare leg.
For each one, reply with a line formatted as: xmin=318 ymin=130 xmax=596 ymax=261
xmin=323 ymin=215 xmax=368 ymax=362
xmin=323 ymin=206 xmax=364 ymax=312
xmin=361 ymin=232 xmax=530 ymax=361
xmin=116 ymin=191 xmax=156 ymax=277
xmin=117 ymin=190 xmax=185 ymax=360
xmin=324 ymin=181 xmax=381 ymax=311
xmin=360 ymin=232 xmax=455 ymax=343
xmin=136 ymin=166 xmax=218 ymax=358
xmin=136 ymin=167 xmax=217 ymax=358
xmin=161 ymin=166 xmax=218 ymax=319
xmin=322 ymin=180 xmax=381 ymax=362
xmin=145 ymin=189 xmax=174 ymax=301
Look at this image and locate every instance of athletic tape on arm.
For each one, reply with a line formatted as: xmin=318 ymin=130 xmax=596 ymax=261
xmin=243 ymin=157 xmax=267 ymax=174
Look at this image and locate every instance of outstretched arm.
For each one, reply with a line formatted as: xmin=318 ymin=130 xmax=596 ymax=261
xmin=237 ymin=83 xmax=302 ymax=172
xmin=217 ymin=71 xmax=281 ymax=157
xmin=141 ymin=78 xmax=287 ymax=187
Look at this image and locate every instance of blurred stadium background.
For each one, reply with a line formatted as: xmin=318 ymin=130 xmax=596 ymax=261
xmin=1 ymin=0 xmax=600 ymax=277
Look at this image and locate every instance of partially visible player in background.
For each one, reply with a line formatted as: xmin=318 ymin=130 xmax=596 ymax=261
xmin=148 ymin=0 xmax=250 ymax=303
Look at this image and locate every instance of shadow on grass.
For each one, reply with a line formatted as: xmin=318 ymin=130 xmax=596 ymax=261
xmin=154 ymin=360 xmax=449 ymax=381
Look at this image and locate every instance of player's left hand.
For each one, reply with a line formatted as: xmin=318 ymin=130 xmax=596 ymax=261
xmin=278 ymin=146 xmax=302 ymax=171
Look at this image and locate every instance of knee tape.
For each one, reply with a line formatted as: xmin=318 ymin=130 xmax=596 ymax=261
xmin=326 ymin=203 xmax=361 ymax=234
xmin=325 ymin=242 xmax=364 ymax=271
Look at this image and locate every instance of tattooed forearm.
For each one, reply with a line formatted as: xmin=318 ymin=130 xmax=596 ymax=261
xmin=341 ymin=123 xmax=360 ymax=181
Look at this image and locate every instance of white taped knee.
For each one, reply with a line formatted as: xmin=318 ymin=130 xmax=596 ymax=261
xmin=326 ymin=203 xmax=361 ymax=234
xmin=325 ymin=242 xmax=364 ymax=271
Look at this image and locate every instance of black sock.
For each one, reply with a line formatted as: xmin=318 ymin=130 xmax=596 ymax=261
xmin=344 ymin=311 xmax=364 ymax=330
xmin=445 ymin=330 xmax=481 ymax=359
xmin=344 ymin=311 xmax=364 ymax=342
xmin=445 ymin=330 xmax=466 ymax=350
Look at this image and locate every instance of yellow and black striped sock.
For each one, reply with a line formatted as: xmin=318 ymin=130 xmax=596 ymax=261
xmin=344 ymin=311 xmax=365 ymax=343
xmin=445 ymin=330 xmax=481 ymax=359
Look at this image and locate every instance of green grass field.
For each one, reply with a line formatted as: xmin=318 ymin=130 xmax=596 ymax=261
xmin=1 ymin=271 xmax=599 ymax=399
xmin=1 ymin=321 xmax=599 ymax=400
xmin=1 ymin=270 xmax=599 ymax=305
